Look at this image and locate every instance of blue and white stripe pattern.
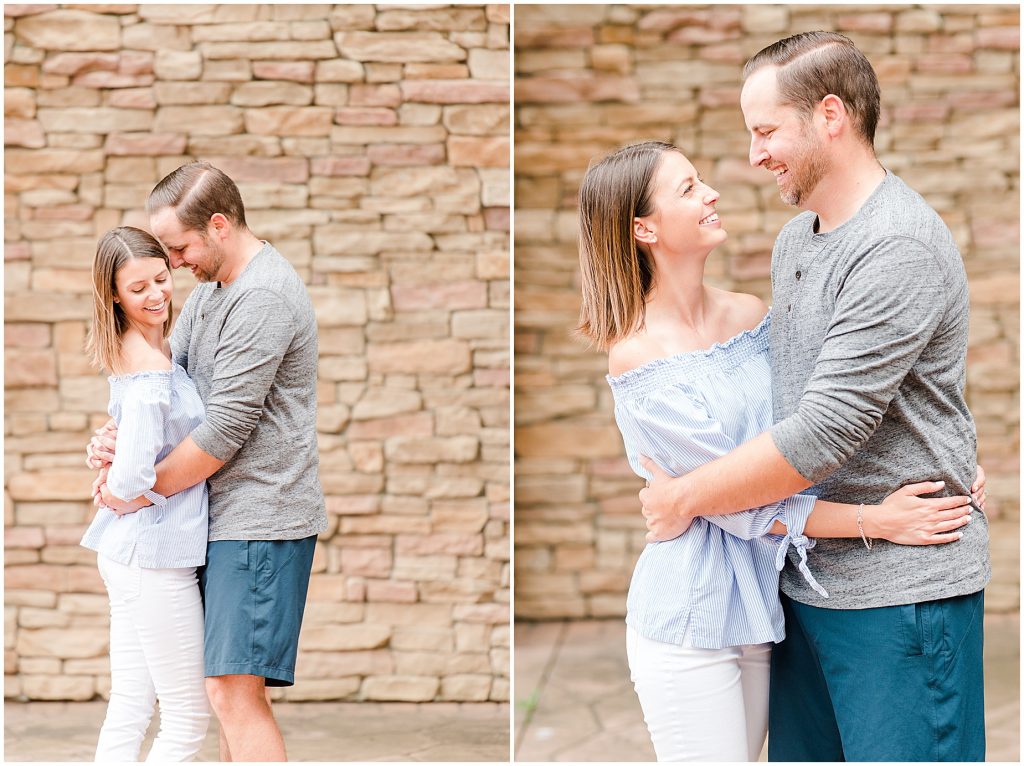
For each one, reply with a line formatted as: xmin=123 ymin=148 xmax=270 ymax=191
xmin=608 ymin=312 xmax=825 ymax=650
xmin=81 ymin=364 xmax=208 ymax=568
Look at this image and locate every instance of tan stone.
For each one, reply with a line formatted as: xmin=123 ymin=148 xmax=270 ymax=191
xmin=245 ymin=106 xmax=333 ymax=136
xmin=314 ymin=59 xmax=365 ymax=83
xmin=401 ymin=79 xmax=508 ymax=104
xmin=346 ymin=412 xmax=432 ymax=442
xmin=104 ymin=132 xmax=186 ymax=156
xmin=307 ymin=287 xmax=368 ymax=327
xmin=396 ymin=533 xmax=484 ymax=556
xmin=335 ymin=31 xmax=466 ymax=64
xmin=385 ymin=436 xmax=478 ymax=465
xmin=6 ymin=148 xmax=104 ymax=175
xmin=200 ymin=40 xmax=338 ymax=61
xmin=15 ymin=10 xmax=120 ymax=51
xmin=3 ymin=117 xmax=44 ymax=148
xmin=331 ymin=124 xmax=447 ymax=145
xmin=16 ymin=627 xmax=107 ymax=659
xmin=367 ymin=339 xmax=472 ymax=375
xmin=121 ymin=22 xmax=191 ymax=51
xmin=20 ymin=674 xmax=94 ymax=700
xmin=312 ymin=228 xmax=432 ymax=257
xmin=282 ymin=677 xmax=361 ymax=701
xmin=4 ymin=5 xmax=60 ymax=18
xmin=375 ymin=7 xmax=487 ymax=32
xmin=361 ymin=675 xmax=438 ymax=702
xmin=310 ymin=156 xmax=371 ymax=177
xmin=35 ymin=106 xmax=152 ymax=133
xmin=4 ymin=348 xmax=58 ymax=389
xmin=153 ymin=49 xmax=202 ymax=80
xmin=349 ymin=389 xmax=422 ymax=421
xmin=231 ymin=81 xmax=312 ymax=107
xmin=105 ymin=87 xmax=156 ymax=109
xmin=442 ymin=104 xmax=508 ymax=136
xmin=154 ymin=105 xmax=242 ymax=135
xmin=440 ymin=674 xmax=492 ymax=701
xmin=364 ymin=143 xmax=445 ymax=167
xmin=300 ymin=624 xmax=390 ymax=651
xmin=151 ymin=82 xmax=231 ymax=106
xmin=39 ymin=51 xmax=115 ymax=76
xmin=365 ymin=580 xmax=418 ymax=603
xmin=467 ymin=48 xmax=508 ymax=80
xmin=5 ymin=87 xmax=36 ymax=119
xmin=199 ymin=155 xmax=308 ymax=183
xmin=64 ymin=656 xmax=111 ymax=675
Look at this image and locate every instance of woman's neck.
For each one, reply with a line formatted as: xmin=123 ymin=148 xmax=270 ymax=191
xmin=123 ymin=322 xmax=165 ymax=352
xmin=645 ymin=248 xmax=712 ymax=332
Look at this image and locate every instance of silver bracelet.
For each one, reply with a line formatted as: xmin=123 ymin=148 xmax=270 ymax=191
xmin=856 ymin=503 xmax=873 ymax=550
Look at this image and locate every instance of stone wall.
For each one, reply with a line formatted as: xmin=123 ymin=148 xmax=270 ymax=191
xmin=515 ymin=5 xmax=1019 ymax=619
xmin=5 ymin=4 xmax=510 ymax=702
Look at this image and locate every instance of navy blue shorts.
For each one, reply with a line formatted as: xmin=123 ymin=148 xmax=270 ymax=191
xmin=198 ymin=535 xmax=317 ymax=687
xmin=768 ymin=590 xmax=985 ymax=761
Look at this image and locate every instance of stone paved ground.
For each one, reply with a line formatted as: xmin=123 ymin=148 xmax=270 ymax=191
xmin=515 ymin=615 xmax=1019 ymax=762
xmin=5 ymin=700 xmax=510 ymax=762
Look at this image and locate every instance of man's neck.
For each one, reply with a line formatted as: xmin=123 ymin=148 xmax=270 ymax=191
xmin=218 ymin=233 xmax=265 ymax=286
xmin=807 ymin=153 xmax=886 ymax=234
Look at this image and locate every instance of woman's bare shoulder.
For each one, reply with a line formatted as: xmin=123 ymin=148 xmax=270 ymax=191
xmin=608 ymin=332 xmax=661 ymax=377
xmin=715 ymin=289 xmax=769 ymax=333
xmin=120 ymin=333 xmax=173 ymax=374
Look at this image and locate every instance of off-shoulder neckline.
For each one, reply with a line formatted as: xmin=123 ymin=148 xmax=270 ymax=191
xmin=108 ymin=362 xmax=186 ymax=384
xmin=607 ymin=311 xmax=770 ymax=386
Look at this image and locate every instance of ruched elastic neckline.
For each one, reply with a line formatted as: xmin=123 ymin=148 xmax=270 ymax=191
xmin=607 ymin=312 xmax=771 ymax=402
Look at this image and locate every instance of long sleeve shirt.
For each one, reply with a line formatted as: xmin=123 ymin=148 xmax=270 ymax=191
xmin=770 ymin=171 xmax=990 ymax=608
xmin=172 ymin=241 xmax=327 ymax=541
xmin=80 ymin=365 xmax=208 ymax=568
xmin=609 ymin=314 xmax=824 ymax=649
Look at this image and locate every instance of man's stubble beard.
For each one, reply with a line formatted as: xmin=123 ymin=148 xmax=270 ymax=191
xmin=780 ymin=123 xmax=832 ymax=207
xmin=193 ymin=238 xmax=227 ymax=283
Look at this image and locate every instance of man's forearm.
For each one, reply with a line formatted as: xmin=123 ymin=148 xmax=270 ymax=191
xmin=153 ymin=436 xmax=225 ymax=497
xmin=676 ymin=432 xmax=810 ymax=518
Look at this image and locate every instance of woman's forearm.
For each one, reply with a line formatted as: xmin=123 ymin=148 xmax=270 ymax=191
xmin=768 ymin=500 xmax=866 ymax=538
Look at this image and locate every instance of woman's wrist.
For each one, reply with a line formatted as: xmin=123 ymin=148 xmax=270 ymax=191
xmin=860 ymin=504 xmax=883 ymax=539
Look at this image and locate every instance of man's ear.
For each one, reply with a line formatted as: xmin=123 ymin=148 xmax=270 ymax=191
xmin=634 ymin=217 xmax=657 ymax=246
xmin=208 ymin=212 xmax=230 ymax=241
xmin=819 ymin=94 xmax=846 ymax=138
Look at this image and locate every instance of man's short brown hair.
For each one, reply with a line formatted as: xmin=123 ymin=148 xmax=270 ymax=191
xmin=147 ymin=160 xmax=248 ymax=234
xmin=743 ymin=31 xmax=881 ymax=147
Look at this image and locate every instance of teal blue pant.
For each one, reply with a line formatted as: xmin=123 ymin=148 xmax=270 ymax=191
xmin=768 ymin=591 xmax=985 ymax=762
xmin=199 ymin=536 xmax=317 ymax=687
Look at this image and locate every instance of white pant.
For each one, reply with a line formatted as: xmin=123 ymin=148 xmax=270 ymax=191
xmin=95 ymin=554 xmax=209 ymax=762
xmin=626 ymin=626 xmax=771 ymax=762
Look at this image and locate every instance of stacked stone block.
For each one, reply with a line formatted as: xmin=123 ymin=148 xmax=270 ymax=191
xmin=515 ymin=5 xmax=1019 ymax=619
xmin=5 ymin=4 xmax=510 ymax=703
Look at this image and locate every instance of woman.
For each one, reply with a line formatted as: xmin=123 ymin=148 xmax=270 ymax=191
xmin=80 ymin=227 xmax=209 ymax=761
xmin=576 ymin=141 xmax=982 ymax=761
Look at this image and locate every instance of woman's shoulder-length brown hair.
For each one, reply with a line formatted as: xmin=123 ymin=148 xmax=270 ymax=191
xmin=576 ymin=140 xmax=675 ymax=351
xmin=85 ymin=226 xmax=173 ymax=375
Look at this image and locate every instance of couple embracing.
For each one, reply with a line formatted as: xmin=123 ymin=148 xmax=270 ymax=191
xmin=81 ymin=162 xmax=326 ymax=761
xmin=579 ymin=33 xmax=991 ymax=761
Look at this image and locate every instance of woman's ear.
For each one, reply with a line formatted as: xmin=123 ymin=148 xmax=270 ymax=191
xmin=633 ymin=217 xmax=657 ymax=246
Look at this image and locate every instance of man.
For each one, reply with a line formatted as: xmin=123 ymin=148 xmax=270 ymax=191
xmin=89 ymin=161 xmax=327 ymax=761
xmin=639 ymin=32 xmax=989 ymax=761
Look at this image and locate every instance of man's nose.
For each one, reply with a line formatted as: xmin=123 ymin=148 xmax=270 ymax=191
xmin=168 ymin=252 xmax=183 ymax=268
xmin=749 ymin=140 xmax=768 ymax=168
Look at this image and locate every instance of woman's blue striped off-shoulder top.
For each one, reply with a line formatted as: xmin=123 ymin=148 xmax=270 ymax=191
xmin=608 ymin=312 xmax=825 ymax=649
xmin=81 ymin=364 xmax=208 ymax=568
